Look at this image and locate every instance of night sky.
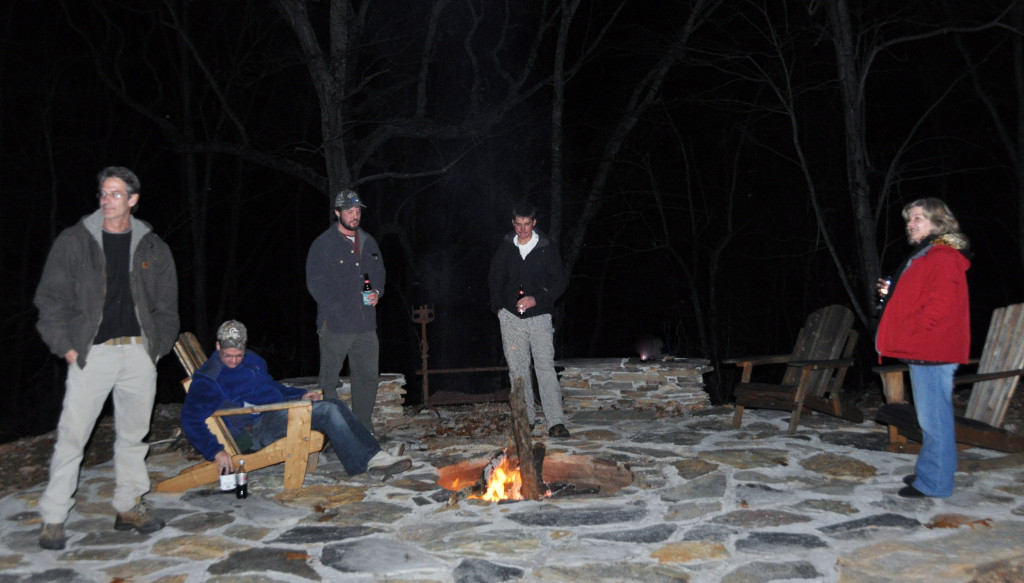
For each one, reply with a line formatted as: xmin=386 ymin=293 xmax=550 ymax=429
xmin=2 ymin=1 xmax=1022 ymax=443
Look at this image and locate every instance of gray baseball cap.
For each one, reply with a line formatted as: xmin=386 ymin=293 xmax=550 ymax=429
xmin=216 ymin=320 xmax=248 ymax=350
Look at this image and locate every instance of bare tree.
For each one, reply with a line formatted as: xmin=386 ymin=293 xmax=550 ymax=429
xmin=561 ymin=0 xmax=725 ymax=274
xmin=957 ymin=3 xmax=1024 ymax=274
xmin=813 ymin=0 xmax=1016 ymax=317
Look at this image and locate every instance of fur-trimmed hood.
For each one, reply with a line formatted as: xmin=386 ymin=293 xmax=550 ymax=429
xmin=931 ymin=232 xmax=970 ymax=252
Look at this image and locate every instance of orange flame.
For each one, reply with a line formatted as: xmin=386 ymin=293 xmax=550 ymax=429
xmin=472 ymin=456 xmax=523 ymax=502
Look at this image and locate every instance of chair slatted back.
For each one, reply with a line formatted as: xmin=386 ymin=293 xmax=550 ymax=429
xmin=781 ymin=305 xmax=856 ymax=396
xmin=965 ymin=303 xmax=1024 ymax=427
xmin=173 ymin=332 xmax=208 ymax=393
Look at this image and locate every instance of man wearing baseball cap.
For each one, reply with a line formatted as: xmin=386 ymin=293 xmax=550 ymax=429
xmin=180 ymin=320 xmax=411 ymax=479
xmin=305 ymin=190 xmax=386 ymax=433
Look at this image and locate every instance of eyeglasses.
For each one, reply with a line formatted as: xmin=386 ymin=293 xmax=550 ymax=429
xmin=97 ymin=191 xmax=131 ymax=200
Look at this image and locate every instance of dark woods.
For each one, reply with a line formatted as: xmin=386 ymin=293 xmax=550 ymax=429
xmin=2 ymin=1 xmax=1023 ymax=442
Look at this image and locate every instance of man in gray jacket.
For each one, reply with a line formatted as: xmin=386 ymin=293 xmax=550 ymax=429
xmin=33 ymin=166 xmax=179 ymax=550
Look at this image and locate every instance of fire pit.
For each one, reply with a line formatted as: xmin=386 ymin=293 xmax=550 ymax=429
xmin=437 ymin=378 xmax=633 ymax=502
xmin=437 ymin=450 xmax=633 ymax=502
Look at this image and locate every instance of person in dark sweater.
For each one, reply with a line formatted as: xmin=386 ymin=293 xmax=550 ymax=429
xmin=488 ymin=200 xmax=570 ymax=438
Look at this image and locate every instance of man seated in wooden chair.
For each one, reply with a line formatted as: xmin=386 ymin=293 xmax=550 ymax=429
xmin=180 ymin=320 xmax=411 ymax=479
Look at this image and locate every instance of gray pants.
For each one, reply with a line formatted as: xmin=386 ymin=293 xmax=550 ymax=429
xmin=498 ymin=309 xmax=566 ymax=426
xmin=317 ymin=325 xmax=380 ymax=433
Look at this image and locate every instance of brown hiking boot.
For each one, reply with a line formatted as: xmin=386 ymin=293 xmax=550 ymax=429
xmin=38 ymin=523 xmax=66 ymax=550
xmin=114 ymin=503 xmax=165 ymax=534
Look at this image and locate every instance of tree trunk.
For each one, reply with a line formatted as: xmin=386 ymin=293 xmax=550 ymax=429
xmin=827 ymin=0 xmax=881 ymax=313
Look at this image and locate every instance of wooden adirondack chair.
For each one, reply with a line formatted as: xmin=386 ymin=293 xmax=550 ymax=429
xmin=727 ymin=304 xmax=864 ymax=434
xmin=155 ymin=332 xmax=324 ymax=492
xmin=875 ymin=303 xmax=1024 ymax=454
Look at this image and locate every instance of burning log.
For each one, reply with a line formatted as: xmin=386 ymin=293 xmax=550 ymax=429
xmin=438 ymin=377 xmax=632 ymax=504
xmin=510 ymin=376 xmax=546 ymax=500
xmin=445 ymin=447 xmax=520 ymax=505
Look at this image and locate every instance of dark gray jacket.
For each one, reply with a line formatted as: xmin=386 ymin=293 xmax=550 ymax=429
xmin=305 ymin=225 xmax=386 ymax=334
xmin=34 ymin=210 xmax=180 ymax=367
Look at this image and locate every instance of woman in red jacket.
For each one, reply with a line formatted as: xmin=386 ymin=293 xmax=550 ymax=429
xmin=876 ymin=198 xmax=970 ymax=498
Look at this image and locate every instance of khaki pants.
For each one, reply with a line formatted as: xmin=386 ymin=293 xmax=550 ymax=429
xmin=39 ymin=343 xmax=156 ymax=524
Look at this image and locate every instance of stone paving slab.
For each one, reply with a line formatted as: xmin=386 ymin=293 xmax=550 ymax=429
xmin=3 ymin=406 xmax=1024 ymax=582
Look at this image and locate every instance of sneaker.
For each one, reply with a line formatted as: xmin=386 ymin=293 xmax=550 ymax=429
xmin=548 ymin=423 xmax=571 ymax=438
xmin=38 ymin=523 xmax=66 ymax=550
xmin=114 ymin=503 xmax=166 ymax=534
xmin=366 ymin=450 xmax=412 ymax=478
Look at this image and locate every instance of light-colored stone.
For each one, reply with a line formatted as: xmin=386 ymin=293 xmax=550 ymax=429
xmin=103 ymin=559 xmax=181 ymax=579
xmin=151 ymin=535 xmax=248 ymax=561
xmin=0 ymin=553 xmax=24 ymax=568
xmin=701 ymin=449 xmax=789 ymax=469
xmin=799 ymin=452 xmax=877 ymax=479
xmin=651 ymin=541 xmax=730 ymax=563
xmin=423 ymin=529 xmax=540 ymax=555
xmin=272 ymin=484 xmax=366 ymax=508
xmin=837 ymin=521 xmax=1024 ymax=582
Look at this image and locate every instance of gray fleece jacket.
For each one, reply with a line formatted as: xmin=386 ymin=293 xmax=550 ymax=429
xmin=34 ymin=210 xmax=180 ymax=367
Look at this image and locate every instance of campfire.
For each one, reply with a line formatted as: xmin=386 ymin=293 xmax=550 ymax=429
xmin=444 ymin=448 xmax=539 ymax=502
xmin=438 ymin=448 xmax=633 ymax=503
xmin=475 ymin=450 xmax=534 ymax=502
xmin=437 ymin=378 xmax=633 ymax=503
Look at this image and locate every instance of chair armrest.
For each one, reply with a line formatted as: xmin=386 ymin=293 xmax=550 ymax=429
xmin=789 ymin=358 xmax=855 ymax=370
xmin=210 ymin=399 xmax=313 ymax=418
xmin=723 ymin=354 xmax=793 ymax=367
xmin=955 ymin=369 xmax=1024 ymax=386
xmin=873 ymin=364 xmax=909 ymax=375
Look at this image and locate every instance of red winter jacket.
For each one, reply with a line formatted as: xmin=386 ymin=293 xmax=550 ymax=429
xmin=876 ymin=235 xmax=971 ymax=364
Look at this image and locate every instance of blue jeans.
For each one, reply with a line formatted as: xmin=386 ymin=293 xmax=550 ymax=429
xmin=251 ymin=399 xmax=380 ymax=475
xmin=908 ymin=363 xmax=958 ymax=497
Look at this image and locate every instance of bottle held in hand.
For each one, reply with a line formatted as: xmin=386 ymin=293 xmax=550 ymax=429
xmin=362 ymin=273 xmax=374 ymax=306
xmin=875 ymin=276 xmax=892 ymax=314
xmin=235 ymin=459 xmax=248 ymax=499
xmin=218 ymin=467 xmax=235 ymax=493
xmin=517 ymin=285 xmax=526 ymax=314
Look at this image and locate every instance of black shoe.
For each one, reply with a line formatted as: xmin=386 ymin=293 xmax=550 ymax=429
xmin=897 ymin=485 xmax=929 ymax=498
xmin=902 ymin=474 xmax=916 ymax=486
xmin=548 ymin=424 xmax=570 ymax=438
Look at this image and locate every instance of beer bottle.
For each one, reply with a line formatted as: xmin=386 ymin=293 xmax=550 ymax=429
xmin=362 ymin=273 xmax=374 ymax=306
xmin=235 ymin=459 xmax=249 ymax=499
xmin=517 ymin=285 xmax=525 ymax=314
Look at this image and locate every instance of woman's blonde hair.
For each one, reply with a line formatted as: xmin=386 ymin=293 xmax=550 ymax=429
xmin=903 ymin=197 xmax=960 ymax=236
